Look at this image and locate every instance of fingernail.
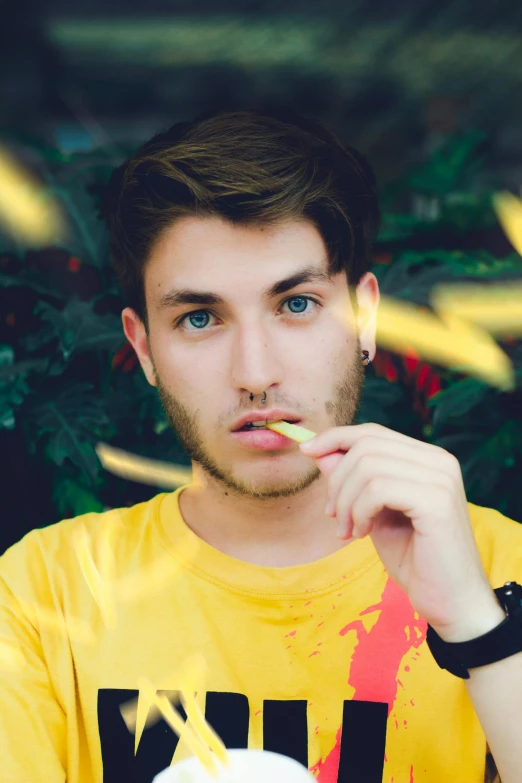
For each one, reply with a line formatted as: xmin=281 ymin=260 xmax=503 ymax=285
xmin=336 ymin=524 xmax=344 ymax=538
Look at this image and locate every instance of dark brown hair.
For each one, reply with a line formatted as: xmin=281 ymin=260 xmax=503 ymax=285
xmin=100 ymin=108 xmax=381 ymax=332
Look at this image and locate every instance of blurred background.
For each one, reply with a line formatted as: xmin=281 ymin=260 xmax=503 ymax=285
xmin=1 ymin=0 xmax=522 ymax=554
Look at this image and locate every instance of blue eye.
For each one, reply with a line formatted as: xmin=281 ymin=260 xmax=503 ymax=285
xmin=184 ymin=311 xmax=211 ymax=330
xmin=175 ymin=295 xmax=320 ymax=332
xmin=285 ymin=295 xmax=310 ymax=314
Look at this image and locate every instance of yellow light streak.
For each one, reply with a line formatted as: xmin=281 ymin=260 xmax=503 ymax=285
xmin=72 ymin=523 xmax=116 ymax=630
xmin=0 ymin=146 xmax=65 ymax=245
xmin=180 ymin=691 xmax=230 ymax=769
xmin=95 ymin=443 xmax=193 ymax=489
xmin=138 ymin=678 xmax=219 ymax=777
xmin=71 ymin=513 xmax=199 ymax=637
xmin=18 ymin=595 xmax=97 ymax=644
xmin=376 ymin=296 xmax=515 ymax=392
xmin=0 ymin=638 xmax=26 ymax=672
xmin=119 ymin=653 xmax=229 ymax=774
xmin=431 ymin=281 xmax=522 ymax=336
xmin=120 ymin=654 xmax=207 ymax=734
xmin=493 ymin=191 xmax=522 ymax=257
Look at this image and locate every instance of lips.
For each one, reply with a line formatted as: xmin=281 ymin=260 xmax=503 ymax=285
xmin=231 ymin=409 xmax=301 ymax=432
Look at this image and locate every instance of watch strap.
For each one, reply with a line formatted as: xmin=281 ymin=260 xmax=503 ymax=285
xmin=426 ymin=582 xmax=522 ymax=679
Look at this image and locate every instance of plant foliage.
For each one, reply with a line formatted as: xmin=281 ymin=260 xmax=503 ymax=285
xmin=0 ymin=133 xmax=521 ymax=553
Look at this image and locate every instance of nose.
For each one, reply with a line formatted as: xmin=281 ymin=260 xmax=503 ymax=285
xmin=231 ymin=325 xmax=283 ymax=401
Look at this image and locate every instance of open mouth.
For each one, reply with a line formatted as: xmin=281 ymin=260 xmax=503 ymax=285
xmin=237 ymin=418 xmax=299 ymax=431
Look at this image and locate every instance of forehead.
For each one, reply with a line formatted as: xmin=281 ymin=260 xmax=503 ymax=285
xmin=145 ymin=216 xmax=332 ymax=304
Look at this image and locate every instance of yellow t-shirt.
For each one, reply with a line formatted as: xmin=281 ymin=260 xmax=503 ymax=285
xmin=0 ymin=486 xmax=520 ymax=782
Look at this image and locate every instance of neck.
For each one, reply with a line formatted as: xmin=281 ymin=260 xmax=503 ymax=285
xmin=178 ymin=478 xmax=349 ymax=567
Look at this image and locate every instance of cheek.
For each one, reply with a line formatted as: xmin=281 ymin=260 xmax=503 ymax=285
xmin=159 ymin=353 xmax=221 ymax=409
xmin=315 ymin=328 xmax=352 ymax=366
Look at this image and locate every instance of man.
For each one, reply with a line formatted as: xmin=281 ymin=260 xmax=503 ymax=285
xmin=0 ymin=108 xmax=519 ymax=783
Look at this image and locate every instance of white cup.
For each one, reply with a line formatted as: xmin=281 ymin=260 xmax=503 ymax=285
xmin=152 ymin=749 xmax=316 ymax=783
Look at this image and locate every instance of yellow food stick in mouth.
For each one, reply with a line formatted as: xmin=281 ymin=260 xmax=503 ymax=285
xmin=265 ymin=420 xmax=317 ymax=443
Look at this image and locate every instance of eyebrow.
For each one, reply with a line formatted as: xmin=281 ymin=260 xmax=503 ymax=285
xmin=156 ymin=265 xmax=333 ymax=311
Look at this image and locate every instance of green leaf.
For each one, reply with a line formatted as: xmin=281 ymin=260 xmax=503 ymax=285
xmin=104 ymin=371 xmax=167 ymax=436
xmin=0 ymin=345 xmax=14 ymax=368
xmin=0 ymin=357 xmax=49 ymax=381
xmin=405 ymin=130 xmax=486 ymax=195
xmin=21 ymin=298 xmax=123 ymax=361
xmin=44 ymin=184 xmax=109 ymax=268
xmin=52 ymin=476 xmax=105 ymax=519
xmin=429 ymin=378 xmax=491 ymax=435
xmin=377 ymin=213 xmax=429 ymax=241
xmin=0 ymin=269 xmax=64 ymax=299
xmin=40 ymin=150 xmax=122 ymax=269
xmin=23 ymin=382 xmax=111 ymax=484
xmin=460 ymin=422 xmax=519 ymax=501
xmin=432 ymin=431 xmax=485 ymax=459
xmin=0 ymin=345 xmax=31 ymax=430
xmin=357 ymin=376 xmax=411 ymax=429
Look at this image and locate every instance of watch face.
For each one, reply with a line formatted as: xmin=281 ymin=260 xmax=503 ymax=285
xmin=497 ymin=582 xmax=522 ymax=614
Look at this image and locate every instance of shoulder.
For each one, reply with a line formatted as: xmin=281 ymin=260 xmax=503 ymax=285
xmin=0 ymin=493 xmax=167 ymax=590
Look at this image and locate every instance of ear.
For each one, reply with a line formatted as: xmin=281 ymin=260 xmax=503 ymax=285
xmin=121 ymin=307 xmax=157 ymax=387
xmin=355 ymin=272 xmax=380 ymax=362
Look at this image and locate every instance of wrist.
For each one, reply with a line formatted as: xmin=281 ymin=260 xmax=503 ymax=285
xmin=430 ymin=594 xmax=507 ymax=644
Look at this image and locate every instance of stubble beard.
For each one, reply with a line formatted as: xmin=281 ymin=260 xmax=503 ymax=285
xmin=150 ymin=334 xmax=366 ymax=500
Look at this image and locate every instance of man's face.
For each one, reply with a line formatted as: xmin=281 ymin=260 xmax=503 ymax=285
xmin=124 ymin=216 xmax=371 ymax=501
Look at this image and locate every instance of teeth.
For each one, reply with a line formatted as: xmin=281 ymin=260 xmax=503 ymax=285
xmin=244 ymin=418 xmax=289 ymax=429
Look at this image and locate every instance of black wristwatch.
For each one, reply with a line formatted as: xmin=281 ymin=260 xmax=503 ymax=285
xmin=426 ymin=582 xmax=522 ymax=679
